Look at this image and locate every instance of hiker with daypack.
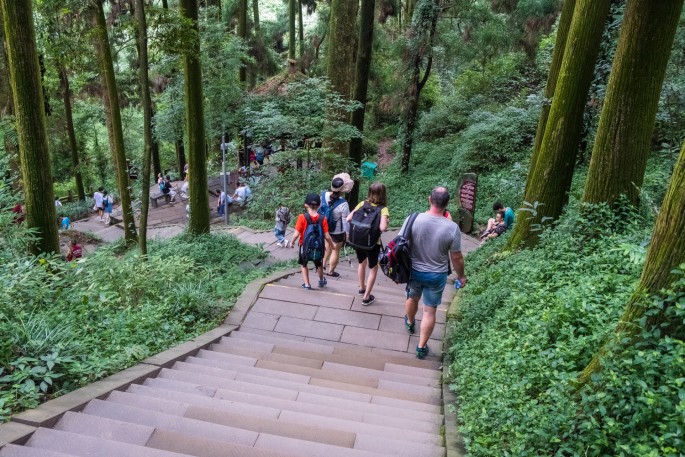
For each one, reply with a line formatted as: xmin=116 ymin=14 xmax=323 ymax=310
xmin=402 ymin=186 xmax=467 ymax=359
xmin=320 ymin=176 xmax=351 ymax=277
xmin=346 ymin=182 xmax=389 ymax=306
xmin=290 ymin=193 xmax=333 ymax=289
xmin=274 ymin=203 xmax=291 ymax=247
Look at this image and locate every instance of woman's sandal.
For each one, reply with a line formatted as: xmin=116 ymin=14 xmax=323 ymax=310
xmin=326 ymin=271 xmax=340 ymax=278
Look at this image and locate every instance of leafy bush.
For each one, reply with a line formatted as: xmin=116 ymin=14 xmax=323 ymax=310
xmin=56 ymin=197 xmax=95 ymax=221
xmin=445 ymin=202 xmax=685 ymax=455
xmin=0 ymin=185 xmax=270 ymax=420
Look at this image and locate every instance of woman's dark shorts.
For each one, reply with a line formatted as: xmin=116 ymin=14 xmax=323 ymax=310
xmin=355 ymin=244 xmax=381 ymax=269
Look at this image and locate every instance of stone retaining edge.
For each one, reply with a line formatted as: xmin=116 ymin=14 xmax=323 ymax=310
xmin=444 ymin=290 xmax=468 ymax=457
xmin=0 ymin=265 xmax=300 ymax=448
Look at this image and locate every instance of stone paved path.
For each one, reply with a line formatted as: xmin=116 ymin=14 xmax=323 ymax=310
xmin=3 ymin=222 xmax=478 ymax=457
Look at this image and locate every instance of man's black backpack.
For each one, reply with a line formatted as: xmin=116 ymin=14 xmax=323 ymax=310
xmin=379 ymin=212 xmax=419 ymax=284
xmin=302 ymin=214 xmax=325 ymax=261
xmin=347 ymin=202 xmax=383 ymax=251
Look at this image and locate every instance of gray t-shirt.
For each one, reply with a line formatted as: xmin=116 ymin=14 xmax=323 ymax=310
xmin=324 ymin=192 xmax=350 ymax=235
xmin=400 ymin=212 xmax=461 ymax=273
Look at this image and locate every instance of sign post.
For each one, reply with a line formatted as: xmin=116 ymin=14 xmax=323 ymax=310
xmin=457 ymin=173 xmax=478 ymax=234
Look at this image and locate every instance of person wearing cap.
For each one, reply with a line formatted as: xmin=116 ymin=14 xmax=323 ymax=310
xmin=322 ymin=177 xmax=350 ymax=278
xmin=290 ymin=193 xmax=334 ymax=289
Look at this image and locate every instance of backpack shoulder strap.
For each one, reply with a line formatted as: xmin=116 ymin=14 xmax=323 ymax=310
xmin=304 ymin=213 xmax=313 ymax=225
xmin=405 ymin=212 xmax=420 ymax=240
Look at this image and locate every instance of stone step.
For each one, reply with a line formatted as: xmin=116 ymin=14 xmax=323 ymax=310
xmin=229 ymin=329 xmax=441 ymax=369
xmin=254 ymin=432 xmax=442 ymax=457
xmin=191 ymin=350 xmax=378 ymax=390
xmin=82 ymin=399 xmax=259 ymax=446
xmin=145 ymin=429 xmax=300 ymax=457
xmin=210 ymin=342 xmax=440 ymax=388
xmin=164 ymin=364 xmax=442 ymax=412
xmin=213 ymin=338 xmax=440 ymax=379
xmin=127 ymin=382 xmax=441 ymax=433
xmin=0 ymin=445 xmax=76 ymax=457
xmin=259 ymin=284 xmax=354 ymax=309
xmin=23 ymin=428 xmax=193 ymax=457
xmin=144 ymin=375 xmax=442 ymax=425
xmin=55 ymin=410 xmax=154 ymax=445
xmin=276 ymin=276 xmax=410 ymax=300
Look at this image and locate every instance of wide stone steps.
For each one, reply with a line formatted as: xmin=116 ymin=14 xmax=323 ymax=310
xmin=1 ymin=231 xmax=462 ymax=456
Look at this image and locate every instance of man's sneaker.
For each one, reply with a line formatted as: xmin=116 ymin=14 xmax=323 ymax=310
xmin=416 ymin=345 xmax=430 ymax=360
xmin=361 ymin=295 xmax=375 ymax=306
xmin=318 ymin=277 xmax=327 ymax=288
xmin=301 ymin=284 xmax=312 ymax=290
xmin=284 ymin=240 xmax=289 ymax=248
xmin=404 ymin=315 xmax=415 ymax=334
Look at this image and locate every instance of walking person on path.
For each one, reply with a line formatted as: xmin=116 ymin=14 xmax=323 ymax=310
xmin=346 ymin=182 xmax=389 ymax=306
xmin=322 ymin=176 xmax=351 ymax=277
xmin=403 ymin=186 xmax=467 ymax=359
xmin=102 ymin=191 xmax=112 ymax=225
xmin=274 ymin=203 xmax=291 ymax=247
xmin=93 ymin=187 xmax=104 ymax=221
xmin=290 ymin=193 xmax=333 ymax=289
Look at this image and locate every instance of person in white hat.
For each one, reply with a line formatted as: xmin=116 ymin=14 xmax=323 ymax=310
xmin=322 ymin=177 xmax=350 ymax=277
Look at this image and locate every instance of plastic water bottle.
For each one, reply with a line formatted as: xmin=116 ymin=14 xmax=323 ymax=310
xmin=454 ymin=279 xmax=462 ymax=290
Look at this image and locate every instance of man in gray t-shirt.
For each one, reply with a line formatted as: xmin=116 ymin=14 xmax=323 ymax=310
xmin=401 ymin=187 xmax=467 ymax=359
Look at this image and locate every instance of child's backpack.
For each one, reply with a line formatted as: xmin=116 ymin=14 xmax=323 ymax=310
xmin=277 ymin=206 xmax=291 ymax=225
xmin=317 ymin=192 xmax=346 ymax=232
xmin=302 ymin=214 xmax=325 ymax=261
xmin=379 ymin=212 xmax=419 ymax=284
xmin=347 ymin=202 xmax=382 ymax=251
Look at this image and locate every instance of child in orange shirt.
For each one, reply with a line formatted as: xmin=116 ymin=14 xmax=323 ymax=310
xmin=291 ymin=193 xmax=333 ymax=289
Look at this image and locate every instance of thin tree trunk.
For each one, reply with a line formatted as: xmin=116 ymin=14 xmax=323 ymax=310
xmin=526 ymin=0 xmax=576 ymax=192
xmin=400 ymin=0 xmax=438 ymax=173
xmin=135 ymin=0 xmax=153 ymax=256
xmin=238 ymin=0 xmax=247 ymax=83
xmin=176 ymin=139 xmax=186 ymax=176
xmin=92 ymin=0 xmax=138 ymax=243
xmin=252 ymin=0 xmax=260 ymax=33
xmin=59 ymin=67 xmax=86 ymax=201
xmin=349 ymin=0 xmax=376 ymax=206
xmin=506 ymin=0 xmax=611 ymax=249
xmin=578 ymin=140 xmax=685 ymax=385
xmin=298 ymin=0 xmax=304 ymax=58
xmin=179 ymin=0 xmax=210 ymax=235
xmin=0 ymin=0 xmax=59 ymax=255
xmin=583 ymin=0 xmax=685 ymax=207
xmin=0 ymin=5 xmax=20 ymax=186
xmin=288 ymin=0 xmax=296 ymax=60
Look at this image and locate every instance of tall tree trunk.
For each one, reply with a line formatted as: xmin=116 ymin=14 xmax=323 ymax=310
xmin=578 ymin=140 xmax=685 ymax=385
xmin=252 ymin=0 xmax=260 ymax=33
xmin=526 ymin=0 xmax=576 ymax=192
xmin=326 ymin=0 xmax=359 ymax=156
xmin=298 ymin=0 xmax=304 ymax=58
xmin=288 ymin=0 xmax=296 ymax=60
xmin=0 ymin=5 xmax=20 ymax=185
xmin=400 ymin=0 xmax=438 ymax=173
xmin=135 ymin=0 xmax=153 ymax=256
xmin=0 ymin=0 xmax=59 ymax=255
xmin=506 ymin=0 xmax=611 ymax=249
xmin=59 ymin=67 xmax=86 ymax=201
xmin=348 ymin=0 xmax=376 ymax=206
xmin=92 ymin=0 xmax=138 ymax=243
xmin=405 ymin=0 xmax=415 ymax=22
xmin=179 ymin=0 xmax=210 ymax=235
xmin=582 ymin=0 xmax=685 ymax=207
xmin=238 ymin=0 xmax=247 ymax=83
xmin=176 ymin=139 xmax=186 ymax=176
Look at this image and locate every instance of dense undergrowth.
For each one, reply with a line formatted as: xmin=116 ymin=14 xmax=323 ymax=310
xmin=446 ymin=202 xmax=685 ymax=455
xmin=0 ymin=202 xmax=270 ymax=421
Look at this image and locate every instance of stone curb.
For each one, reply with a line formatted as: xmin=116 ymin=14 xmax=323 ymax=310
xmin=443 ymin=291 xmax=468 ymax=457
xmin=0 ymin=265 xmax=299 ymax=448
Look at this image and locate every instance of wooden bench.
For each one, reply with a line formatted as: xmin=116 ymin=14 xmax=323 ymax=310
xmin=150 ymin=192 xmax=171 ymax=208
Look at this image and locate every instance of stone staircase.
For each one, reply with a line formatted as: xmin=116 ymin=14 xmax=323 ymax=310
xmin=0 ymin=245 xmax=469 ymax=457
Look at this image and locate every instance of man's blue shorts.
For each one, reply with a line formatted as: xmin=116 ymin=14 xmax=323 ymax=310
xmin=406 ymin=270 xmax=447 ymax=307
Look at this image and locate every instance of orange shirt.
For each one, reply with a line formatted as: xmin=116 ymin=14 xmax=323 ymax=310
xmin=294 ymin=213 xmax=329 ymax=246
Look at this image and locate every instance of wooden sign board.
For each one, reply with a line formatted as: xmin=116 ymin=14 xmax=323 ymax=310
xmin=457 ymin=173 xmax=478 ymax=234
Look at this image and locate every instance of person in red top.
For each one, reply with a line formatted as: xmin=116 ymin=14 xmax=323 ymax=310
xmin=12 ymin=203 xmax=24 ymax=224
xmin=291 ymin=193 xmax=333 ymax=290
xmin=66 ymin=238 xmax=83 ymax=261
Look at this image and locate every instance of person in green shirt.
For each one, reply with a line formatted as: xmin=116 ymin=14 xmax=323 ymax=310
xmin=492 ymin=202 xmax=514 ymax=229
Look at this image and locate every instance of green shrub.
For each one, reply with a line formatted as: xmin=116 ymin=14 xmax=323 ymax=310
xmin=56 ymin=198 xmax=95 ymax=221
xmin=445 ymin=202 xmax=685 ymax=456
